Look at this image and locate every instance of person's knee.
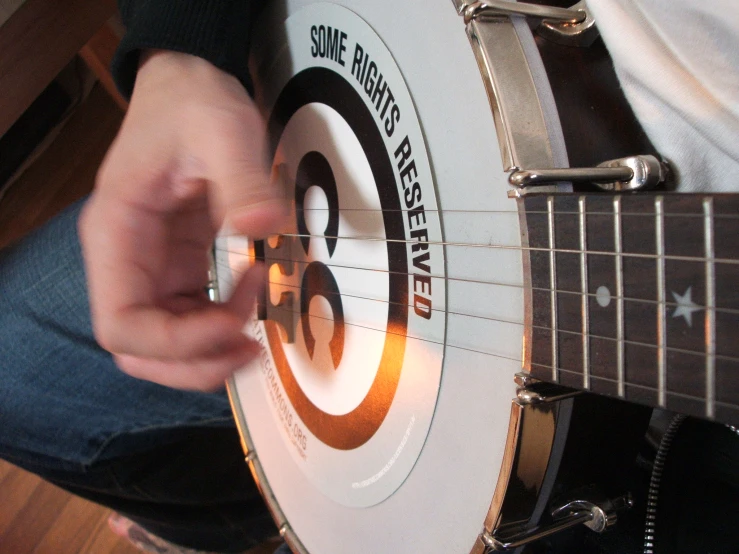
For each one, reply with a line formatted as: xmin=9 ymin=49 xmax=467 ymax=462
xmin=0 ymin=199 xmax=90 ymax=336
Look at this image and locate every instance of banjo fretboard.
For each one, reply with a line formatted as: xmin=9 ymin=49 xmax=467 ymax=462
xmin=523 ymin=193 xmax=739 ymax=425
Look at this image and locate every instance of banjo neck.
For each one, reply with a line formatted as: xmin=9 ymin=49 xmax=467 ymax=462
xmin=522 ymin=191 xmax=739 ymax=425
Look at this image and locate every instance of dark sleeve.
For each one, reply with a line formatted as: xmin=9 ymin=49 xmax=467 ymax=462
xmin=112 ymin=0 xmax=265 ymax=99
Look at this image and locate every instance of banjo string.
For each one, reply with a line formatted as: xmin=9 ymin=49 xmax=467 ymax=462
xmin=213 ymin=249 xmax=739 ymax=316
xmin=218 ymin=207 xmax=739 ymax=219
xmin=217 ymin=232 xmax=739 ymax=266
xmin=212 ymin=216 xmax=735 ymax=406
xmin=216 ymin=264 xmax=739 ymax=366
xmin=222 ymin=281 xmax=732 ymax=409
xmin=213 ymin=258 xmax=731 ymax=362
xmin=215 ymin=254 xmax=739 ymax=372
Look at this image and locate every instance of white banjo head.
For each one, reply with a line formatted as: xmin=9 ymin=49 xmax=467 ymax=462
xmin=215 ymin=2 xmax=556 ymax=552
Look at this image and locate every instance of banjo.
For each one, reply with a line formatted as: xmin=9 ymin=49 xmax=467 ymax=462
xmin=212 ymin=1 xmax=739 ymax=552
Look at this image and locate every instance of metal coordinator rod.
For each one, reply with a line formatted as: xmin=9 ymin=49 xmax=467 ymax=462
xmin=464 ymin=0 xmax=586 ymax=25
xmin=483 ymin=510 xmax=594 ymax=550
xmin=509 ymin=166 xmax=634 ymax=187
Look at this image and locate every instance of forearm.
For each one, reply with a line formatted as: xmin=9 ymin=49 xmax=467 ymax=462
xmin=112 ymin=0 xmax=265 ymax=98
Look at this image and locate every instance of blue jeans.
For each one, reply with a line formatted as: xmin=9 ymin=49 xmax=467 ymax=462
xmin=0 ymin=200 xmax=283 ymax=552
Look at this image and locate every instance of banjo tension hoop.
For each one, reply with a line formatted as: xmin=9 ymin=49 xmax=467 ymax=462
xmin=483 ymin=490 xmax=633 ymax=550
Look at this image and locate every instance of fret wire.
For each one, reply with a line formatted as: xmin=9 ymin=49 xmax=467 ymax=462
xmin=545 ymin=363 xmax=737 ymax=409
xmin=215 ymin=260 xmax=739 ymax=366
xmin=548 ymin=196 xmax=559 ymax=383
xmin=614 ymin=196 xmax=625 ymax=398
xmin=218 ymin=232 xmax=739 ymax=266
xmin=655 ymin=196 xmax=667 ymax=408
xmin=215 ymin=247 xmax=739 ymax=316
xmin=579 ymin=196 xmax=590 ymax=391
xmin=704 ymin=198 xmax=716 ymax=419
xmin=524 ymin=210 xmax=739 ymax=219
xmin=216 ymin=282 xmax=736 ymax=409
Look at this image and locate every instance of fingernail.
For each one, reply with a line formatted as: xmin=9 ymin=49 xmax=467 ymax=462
xmin=229 ymin=199 xmax=290 ymax=237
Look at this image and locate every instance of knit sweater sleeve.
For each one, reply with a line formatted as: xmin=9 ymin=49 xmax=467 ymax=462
xmin=111 ymin=0 xmax=264 ymax=99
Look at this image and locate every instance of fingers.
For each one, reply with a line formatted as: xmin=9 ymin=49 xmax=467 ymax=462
xmin=109 ymin=266 xmax=266 ymax=390
xmin=100 ymin=304 xmax=245 ymax=360
xmin=198 ymin=102 xmax=289 ymax=238
xmin=95 ymin=264 xmax=265 ymax=362
xmin=225 ymin=262 xmax=266 ymax=319
xmin=114 ymin=337 xmax=261 ymax=391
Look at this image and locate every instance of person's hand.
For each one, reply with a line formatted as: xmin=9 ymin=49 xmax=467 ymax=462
xmin=79 ymin=51 xmax=285 ymax=390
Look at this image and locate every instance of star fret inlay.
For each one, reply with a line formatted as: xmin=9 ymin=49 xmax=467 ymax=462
xmin=671 ymin=286 xmax=702 ymax=327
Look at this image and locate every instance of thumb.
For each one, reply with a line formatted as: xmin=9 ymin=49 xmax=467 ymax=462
xmin=202 ymin=102 xmax=288 ymax=238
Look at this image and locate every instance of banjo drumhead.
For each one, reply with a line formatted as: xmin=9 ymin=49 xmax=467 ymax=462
xmin=216 ymin=2 xmax=562 ymax=552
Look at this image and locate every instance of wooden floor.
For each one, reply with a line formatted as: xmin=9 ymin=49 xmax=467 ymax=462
xmin=0 ymin=460 xmax=281 ymax=554
xmin=0 ymin=84 xmax=279 ymax=554
xmin=0 ymin=459 xmax=141 ymax=554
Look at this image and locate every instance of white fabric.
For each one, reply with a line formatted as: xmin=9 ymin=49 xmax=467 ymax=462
xmin=588 ymin=0 xmax=739 ymax=192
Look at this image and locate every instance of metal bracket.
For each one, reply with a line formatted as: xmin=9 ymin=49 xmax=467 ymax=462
xmin=483 ymin=490 xmax=633 ymax=550
xmin=509 ymin=154 xmax=669 ymax=192
xmin=515 ymin=372 xmax=582 ymax=405
xmin=206 ymin=247 xmax=219 ymax=302
xmin=460 ymin=0 xmax=598 ymax=47
xmin=462 ymin=0 xmax=584 ymax=25
xmin=537 ymin=0 xmax=599 ymax=47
